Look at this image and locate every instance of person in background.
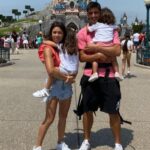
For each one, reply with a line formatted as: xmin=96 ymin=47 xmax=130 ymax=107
xmin=22 ymin=32 xmax=29 ymax=49
xmin=133 ymin=32 xmax=140 ymax=52
xmin=36 ymin=32 xmax=43 ymax=48
xmin=11 ymin=30 xmax=18 ymax=54
xmin=121 ymin=33 xmax=133 ymax=78
xmin=4 ymin=35 xmax=11 ymax=48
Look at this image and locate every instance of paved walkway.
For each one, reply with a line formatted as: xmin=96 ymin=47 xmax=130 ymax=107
xmin=0 ymin=49 xmax=150 ymax=150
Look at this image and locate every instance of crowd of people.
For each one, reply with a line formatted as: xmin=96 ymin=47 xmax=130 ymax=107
xmin=0 ymin=30 xmax=45 ymax=54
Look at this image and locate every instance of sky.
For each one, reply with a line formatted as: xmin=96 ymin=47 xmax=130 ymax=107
xmin=0 ymin=0 xmax=146 ymax=25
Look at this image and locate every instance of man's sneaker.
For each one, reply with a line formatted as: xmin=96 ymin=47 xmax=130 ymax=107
xmin=32 ymin=88 xmax=49 ymax=98
xmin=114 ymin=144 xmax=123 ymax=150
xmin=88 ymin=72 xmax=98 ymax=82
xmin=32 ymin=146 xmax=42 ymax=150
xmin=79 ymin=140 xmax=90 ymax=150
xmin=115 ymin=72 xmax=123 ymax=81
xmin=56 ymin=142 xmax=71 ymax=150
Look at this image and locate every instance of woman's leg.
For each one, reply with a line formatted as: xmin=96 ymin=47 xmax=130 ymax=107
xmin=45 ymin=76 xmax=53 ymax=89
xmin=112 ymin=58 xmax=119 ymax=73
xmin=109 ymin=113 xmax=121 ymax=144
xmin=127 ymin=52 xmax=131 ymax=72
xmin=122 ymin=55 xmax=126 ymax=76
xmin=57 ymin=98 xmax=71 ymax=143
xmin=35 ymin=98 xmax=58 ymax=146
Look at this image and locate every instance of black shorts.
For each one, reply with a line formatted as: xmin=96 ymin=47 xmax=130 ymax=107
xmin=80 ymin=75 xmax=121 ymax=114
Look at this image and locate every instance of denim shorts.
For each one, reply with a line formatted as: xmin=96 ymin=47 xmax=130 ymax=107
xmin=47 ymin=79 xmax=73 ymax=101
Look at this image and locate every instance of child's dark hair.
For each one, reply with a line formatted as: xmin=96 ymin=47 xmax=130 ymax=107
xmin=64 ymin=27 xmax=78 ymax=55
xmin=122 ymin=33 xmax=130 ymax=53
xmin=99 ymin=7 xmax=116 ymax=25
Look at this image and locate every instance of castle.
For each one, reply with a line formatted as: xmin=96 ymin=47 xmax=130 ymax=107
xmin=49 ymin=0 xmax=92 ymax=30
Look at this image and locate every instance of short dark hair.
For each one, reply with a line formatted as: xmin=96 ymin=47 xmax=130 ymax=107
xmin=99 ymin=7 xmax=116 ymax=25
xmin=87 ymin=1 xmax=101 ymax=12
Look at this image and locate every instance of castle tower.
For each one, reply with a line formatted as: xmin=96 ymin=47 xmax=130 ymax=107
xmin=50 ymin=0 xmax=90 ymax=30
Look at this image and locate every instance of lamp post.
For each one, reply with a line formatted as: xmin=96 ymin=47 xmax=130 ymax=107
xmin=38 ymin=19 xmax=43 ymax=32
xmin=144 ymin=0 xmax=150 ymax=48
xmin=0 ymin=19 xmax=2 ymax=27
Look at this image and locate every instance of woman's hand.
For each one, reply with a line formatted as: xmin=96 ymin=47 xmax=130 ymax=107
xmin=65 ymin=75 xmax=75 ymax=84
xmin=84 ymin=43 xmax=99 ymax=53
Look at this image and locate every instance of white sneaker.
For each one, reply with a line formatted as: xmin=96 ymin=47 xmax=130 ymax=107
xmin=32 ymin=146 xmax=42 ymax=150
xmin=88 ymin=72 xmax=98 ymax=82
xmin=127 ymin=70 xmax=130 ymax=75
xmin=114 ymin=144 xmax=123 ymax=150
xmin=79 ymin=140 xmax=90 ymax=150
xmin=115 ymin=72 xmax=123 ymax=81
xmin=42 ymin=96 xmax=49 ymax=103
xmin=32 ymin=88 xmax=49 ymax=98
xmin=56 ymin=142 xmax=71 ymax=150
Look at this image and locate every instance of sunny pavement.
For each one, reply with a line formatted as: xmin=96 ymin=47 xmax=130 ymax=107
xmin=0 ymin=49 xmax=150 ymax=150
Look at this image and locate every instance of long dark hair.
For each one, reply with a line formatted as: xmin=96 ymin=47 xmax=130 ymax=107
xmin=122 ymin=34 xmax=130 ymax=53
xmin=99 ymin=7 xmax=116 ymax=25
xmin=64 ymin=27 xmax=78 ymax=55
xmin=48 ymin=21 xmax=67 ymax=44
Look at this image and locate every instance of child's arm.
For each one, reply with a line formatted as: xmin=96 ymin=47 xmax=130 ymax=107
xmin=43 ymin=40 xmax=57 ymax=48
xmin=87 ymin=24 xmax=90 ymax=32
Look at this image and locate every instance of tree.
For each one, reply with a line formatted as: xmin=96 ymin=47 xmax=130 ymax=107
xmin=30 ymin=8 xmax=35 ymax=13
xmin=12 ymin=9 xmax=18 ymax=19
xmin=16 ymin=12 xmax=21 ymax=20
xmin=0 ymin=14 xmax=5 ymax=21
xmin=132 ymin=23 xmax=144 ymax=33
xmin=25 ymin=5 xmax=31 ymax=10
xmin=23 ymin=10 xmax=28 ymax=17
xmin=5 ymin=16 xmax=13 ymax=22
xmin=25 ymin=5 xmax=31 ymax=15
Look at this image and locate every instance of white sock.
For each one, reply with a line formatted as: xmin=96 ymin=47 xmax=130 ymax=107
xmin=115 ymin=143 xmax=122 ymax=147
xmin=43 ymin=88 xmax=49 ymax=92
xmin=84 ymin=139 xmax=89 ymax=144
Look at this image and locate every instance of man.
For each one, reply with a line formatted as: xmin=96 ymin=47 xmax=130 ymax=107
xmin=77 ymin=2 xmax=123 ymax=150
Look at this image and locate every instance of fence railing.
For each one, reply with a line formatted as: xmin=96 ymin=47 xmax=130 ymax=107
xmin=136 ymin=48 xmax=150 ymax=66
xmin=0 ymin=47 xmax=10 ymax=63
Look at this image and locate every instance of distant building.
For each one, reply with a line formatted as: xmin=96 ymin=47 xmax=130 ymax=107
xmin=0 ymin=19 xmax=4 ymax=28
xmin=119 ymin=13 xmax=131 ymax=37
xmin=50 ymin=0 xmax=91 ymax=30
xmin=27 ymin=0 xmax=91 ymax=37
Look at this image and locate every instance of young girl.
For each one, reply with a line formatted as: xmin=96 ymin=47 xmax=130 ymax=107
xmin=87 ymin=7 xmax=122 ymax=82
xmin=32 ymin=27 xmax=79 ymax=101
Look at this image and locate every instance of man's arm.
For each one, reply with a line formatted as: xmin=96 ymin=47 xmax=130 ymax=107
xmin=83 ymin=30 xmax=121 ymax=57
xmin=84 ymin=43 xmax=121 ymax=57
xmin=79 ymin=50 xmax=111 ymax=63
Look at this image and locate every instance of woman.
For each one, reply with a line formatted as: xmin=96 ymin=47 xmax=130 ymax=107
xmin=33 ymin=22 xmax=76 ymax=150
xmin=121 ymin=33 xmax=133 ymax=78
